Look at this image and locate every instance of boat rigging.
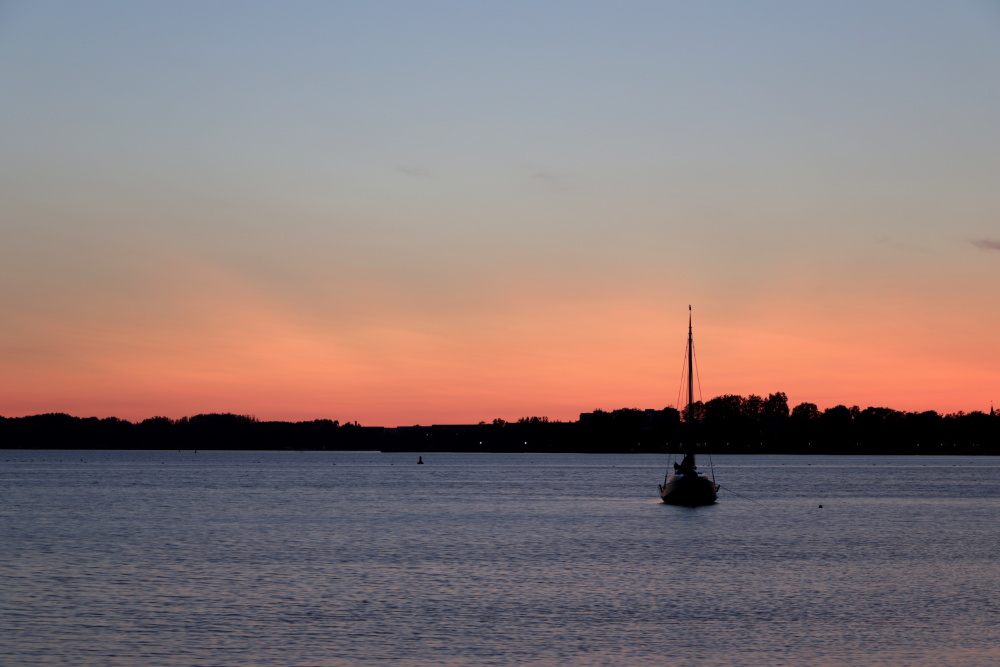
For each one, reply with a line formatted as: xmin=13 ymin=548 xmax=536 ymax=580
xmin=659 ymin=306 xmax=719 ymax=506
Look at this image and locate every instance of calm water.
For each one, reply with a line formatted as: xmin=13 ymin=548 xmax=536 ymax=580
xmin=3 ymin=450 xmax=1000 ymax=666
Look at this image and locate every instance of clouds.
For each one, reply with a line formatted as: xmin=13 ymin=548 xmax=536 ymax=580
xmin=397 ymin=166 xmax=431 ymax=179
xmin=971 ymin=238 xmax=1000 ymax=252
xmin=532 ymin=169 xmax=571 ymax=192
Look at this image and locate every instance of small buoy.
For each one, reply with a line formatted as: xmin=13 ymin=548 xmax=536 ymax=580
xmin=417 ymin=456 xmax=424 ymax=464
xmin=818 ymin=504 xmax=823 ymax=508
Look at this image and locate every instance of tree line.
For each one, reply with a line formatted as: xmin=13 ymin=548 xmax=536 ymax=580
xmin=0 ymin=393 xmax=997 ymax=454
xmin=682 ymin=392 xmax=997 ymax=454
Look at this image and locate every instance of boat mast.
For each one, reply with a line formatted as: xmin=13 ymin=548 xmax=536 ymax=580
xmin=687 ymin=305 xmax=694 ymax=416
xmin=683 ymin=305 xmax=697 ymax=466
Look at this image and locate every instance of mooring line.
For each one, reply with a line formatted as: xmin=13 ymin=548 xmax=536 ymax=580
xmin=718 ymin=484 xmax=763 ymax=506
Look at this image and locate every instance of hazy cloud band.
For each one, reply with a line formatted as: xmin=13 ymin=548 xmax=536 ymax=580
xmin=972 ymin=239 xmax=1000 ymax=251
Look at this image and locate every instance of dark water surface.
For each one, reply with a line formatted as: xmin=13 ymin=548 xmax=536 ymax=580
xmin=3 ymin=451 xmax=1000 ymax=666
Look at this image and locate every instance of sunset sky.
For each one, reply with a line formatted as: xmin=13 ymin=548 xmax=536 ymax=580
xmin=2 ymin=1 xmax=999 ymax=425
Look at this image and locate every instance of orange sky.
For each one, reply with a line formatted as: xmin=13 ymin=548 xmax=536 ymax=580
xmin=3 ymin=250 xmax=996 ymax=424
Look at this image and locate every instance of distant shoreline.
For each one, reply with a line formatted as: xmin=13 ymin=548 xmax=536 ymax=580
xmin=3 ymin=402 xmax=997 ymax=455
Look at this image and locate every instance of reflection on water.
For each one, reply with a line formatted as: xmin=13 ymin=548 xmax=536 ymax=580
xmin=3 ymin=451 xmax=1000 ymax=666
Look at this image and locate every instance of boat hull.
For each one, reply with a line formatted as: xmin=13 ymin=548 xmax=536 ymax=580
xmin=659 ymin=474 xmax=718 ymax=506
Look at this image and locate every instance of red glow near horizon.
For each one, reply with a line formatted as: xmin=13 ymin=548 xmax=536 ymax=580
xmin=3 ymin=292 xmax=995 ymax=425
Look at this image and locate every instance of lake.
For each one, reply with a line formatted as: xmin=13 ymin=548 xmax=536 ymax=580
xmin=3 ymin=450 xmax=1000 ymax=666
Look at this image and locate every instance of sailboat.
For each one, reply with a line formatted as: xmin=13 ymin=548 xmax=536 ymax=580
xmin=659 ymin=306 xmax=719 ymax=506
